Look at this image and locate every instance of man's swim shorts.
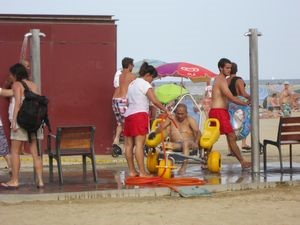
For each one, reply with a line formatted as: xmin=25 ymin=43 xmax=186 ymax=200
xmin=112 ymin=98 xmax=127 ymax=125
xmin=209 ymin=108 xmax=233 ymax=134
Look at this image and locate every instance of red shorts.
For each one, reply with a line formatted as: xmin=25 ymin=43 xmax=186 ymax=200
xmin=124 ymin=112 xmax=149 ymax=137
xmin=209 ymin=108 xmax=233 ymax=134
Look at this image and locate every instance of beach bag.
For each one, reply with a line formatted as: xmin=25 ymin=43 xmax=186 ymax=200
xmin=17 ymin=80 xmax=51 ymax=143
xmin=228 ymin=96 xmax=251 ymax=140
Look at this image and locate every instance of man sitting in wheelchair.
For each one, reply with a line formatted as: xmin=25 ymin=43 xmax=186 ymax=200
xmin=148 ymin=103 xmax=201 ymax=175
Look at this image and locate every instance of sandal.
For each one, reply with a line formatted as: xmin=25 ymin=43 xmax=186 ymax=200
xmin=242 ymin=146 xmax=251 ymax=150
xmin=0 ymin=182 xmax=19 ymax=190
xmin=37 ymin=184 xmax=45 ymax=189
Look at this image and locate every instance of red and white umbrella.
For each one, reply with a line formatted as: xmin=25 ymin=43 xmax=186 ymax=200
xmin=156 ymin=62 xmax=217 ymax=82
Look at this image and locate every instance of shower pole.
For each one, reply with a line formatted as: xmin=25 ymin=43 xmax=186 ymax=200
xmin=28 ymin=29 xmax=46 ymax=158
xmin=30 ymin=29 xmax=46 ymax=92
xmin=244 ymin=28 xmax=262 ymax=173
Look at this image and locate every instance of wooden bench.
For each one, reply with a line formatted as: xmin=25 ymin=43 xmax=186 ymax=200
xmin=47 ymin=126 xmax=98 ymax=185
xmin=263 ymin=116 xmax=300 ymax=172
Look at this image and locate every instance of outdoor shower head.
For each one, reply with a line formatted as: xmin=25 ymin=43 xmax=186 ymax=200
xmin=24 ymin=33 xmax=32 ymax=37
xmin=24 ymin=32 xmax=46 ymax=38
xmin=39 ymin=33 xmax=46 ymax=37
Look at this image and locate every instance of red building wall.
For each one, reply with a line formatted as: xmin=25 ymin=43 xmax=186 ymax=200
xmin=0 ymin=15 xmax=117 ymax=154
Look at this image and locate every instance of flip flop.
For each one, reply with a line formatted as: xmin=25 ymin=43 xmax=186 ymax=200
xmin=242 ymin=146 xmax=252 ymax=153
xmin=112 ymin=144 xmax=122 ymax=157
xmin=242 ymin=149 xmax=252 ymax=153
xmin=37 ymin=184 xmax=45 ymax=189
xmin=226 ymin=153 xmax=235 ymax=157
xmin=0 ymin=182 xmax=19 ymax=189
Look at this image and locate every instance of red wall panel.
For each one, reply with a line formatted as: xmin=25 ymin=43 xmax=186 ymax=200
xmin=0 ymin=15 xmax=117 ymax=154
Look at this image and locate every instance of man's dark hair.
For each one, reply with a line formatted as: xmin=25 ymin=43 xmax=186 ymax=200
xmin=218 ymin=58 xmax=231 ymax=70
xmin=231 ymin=62 xmax=238 ymax=75
xmin=139 ymin=62 xmax=158 ymax=78
xmin=9 ymin=63 xmax=29 ymax=81
xmin=175 ymin=103 xmax=187 ymax=113
xmin=122 ymin=57 xmax=134 ymax=69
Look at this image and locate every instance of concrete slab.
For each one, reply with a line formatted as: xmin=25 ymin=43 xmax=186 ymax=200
xmin=1 ymin=154 xmax=300 ymax=203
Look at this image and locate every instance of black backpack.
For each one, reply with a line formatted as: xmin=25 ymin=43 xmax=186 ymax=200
xmin=17 ymin=80 xmax=51 ymax=143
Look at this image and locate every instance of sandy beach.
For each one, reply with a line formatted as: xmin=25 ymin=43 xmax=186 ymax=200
xmin=1 ymin=185 xmax=300 ymax=225
xmin=1 ymin=112 xmax=300 ymax=225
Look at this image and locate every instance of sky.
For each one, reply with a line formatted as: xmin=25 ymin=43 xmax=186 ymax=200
xmin=1 ymin=0 xmax=300 ymax=80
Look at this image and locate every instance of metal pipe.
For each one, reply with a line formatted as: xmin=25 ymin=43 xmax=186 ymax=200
xmin=24 ymin=32 xmax=32 ymax=38
xmin=30 ymin=29 xmax=46 ymax=92
xmin=244 ymin=28 xmax=262 ymax=173
xmin=29 ymin=29 xmax=46 ymax=159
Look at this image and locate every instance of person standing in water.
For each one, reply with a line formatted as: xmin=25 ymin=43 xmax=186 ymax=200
xmin=1 ymin=63 xmax=44 ymax=189
xmin=227 ymin=62 xmax=251 ymax=154
xmin=209 ymin=58 xmax=251 ymax=169
xmin=112 ymin=57 xmax=135 ymax=149
xmin=124 ymin=62 xmax=169 ymax=177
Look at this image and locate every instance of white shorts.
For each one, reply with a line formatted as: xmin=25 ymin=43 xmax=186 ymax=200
xmin=10 ymin=127 xmax=44 ymax=141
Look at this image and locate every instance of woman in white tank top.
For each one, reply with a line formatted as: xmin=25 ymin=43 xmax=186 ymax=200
xmin=1 ymin=63 xmax=44 ymax=189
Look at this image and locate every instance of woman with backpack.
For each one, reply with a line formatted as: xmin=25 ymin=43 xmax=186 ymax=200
xmin=1 ymin=63 xmax=44 ymax=189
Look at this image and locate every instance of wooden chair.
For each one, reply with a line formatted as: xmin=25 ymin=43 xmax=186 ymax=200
xmin=263 ymin=116 xmax=300 ymax=172
xmin=47 ymin=126 xmax=98 ymax=185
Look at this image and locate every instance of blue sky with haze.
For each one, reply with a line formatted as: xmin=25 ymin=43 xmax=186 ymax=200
xmin=1 ymin=0 xmax=299 ymax=80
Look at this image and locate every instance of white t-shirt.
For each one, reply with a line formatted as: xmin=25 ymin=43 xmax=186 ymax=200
xmin=124 ymin=78 xmax=152 ymax=117
xmin=113 ymin=70 xmax=122 ymax=88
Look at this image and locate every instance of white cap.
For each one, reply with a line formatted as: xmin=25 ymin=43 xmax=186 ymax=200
xmin=283 ymin=81 xmax=289 ymax=85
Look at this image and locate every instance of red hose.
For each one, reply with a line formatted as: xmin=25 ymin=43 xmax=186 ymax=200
xmin=125 ymin=176 xmax=206 ymax=187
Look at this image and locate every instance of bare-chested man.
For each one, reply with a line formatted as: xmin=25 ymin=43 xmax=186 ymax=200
xmin=279 ymin=81 xmax=293 ymax=116
xmin=112 ymin=57 xmax=136 ymax=146
xmin=209 ymin=58 xmax=251 ymax=169
xmin=149 ymin=103 xmax=201 ymax=175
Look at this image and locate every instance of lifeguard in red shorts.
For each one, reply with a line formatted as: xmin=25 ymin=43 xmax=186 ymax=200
xmin=209 ymin=58 xmax=251 ymax=169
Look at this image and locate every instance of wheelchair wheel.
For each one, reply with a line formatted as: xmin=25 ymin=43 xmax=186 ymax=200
xmin=111 ymin=144 xmax=122 ymax=158
xmin=207 ymin=151 xmax=221 ymax=173
xmin=146 ymin=149 xmax=159 ymax=173
xmin=157 ymin=159 xmax=173 ymax=179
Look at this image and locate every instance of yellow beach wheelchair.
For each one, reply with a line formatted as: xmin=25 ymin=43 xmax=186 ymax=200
xmin=145 ymin=117 xmax=222 ymax=178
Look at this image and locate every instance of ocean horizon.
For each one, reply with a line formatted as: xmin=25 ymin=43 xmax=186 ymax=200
xmin=244 ymin=79 xmax=300 ymax=85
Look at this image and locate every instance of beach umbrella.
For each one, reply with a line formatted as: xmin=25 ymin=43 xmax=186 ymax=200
xmin=156 ymin=62 xmax=217 ymax=82
xmin=132 ymin=59 xmax=166 ymax=75
xmin=155 ymin=83 xmax=188 ymax=104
